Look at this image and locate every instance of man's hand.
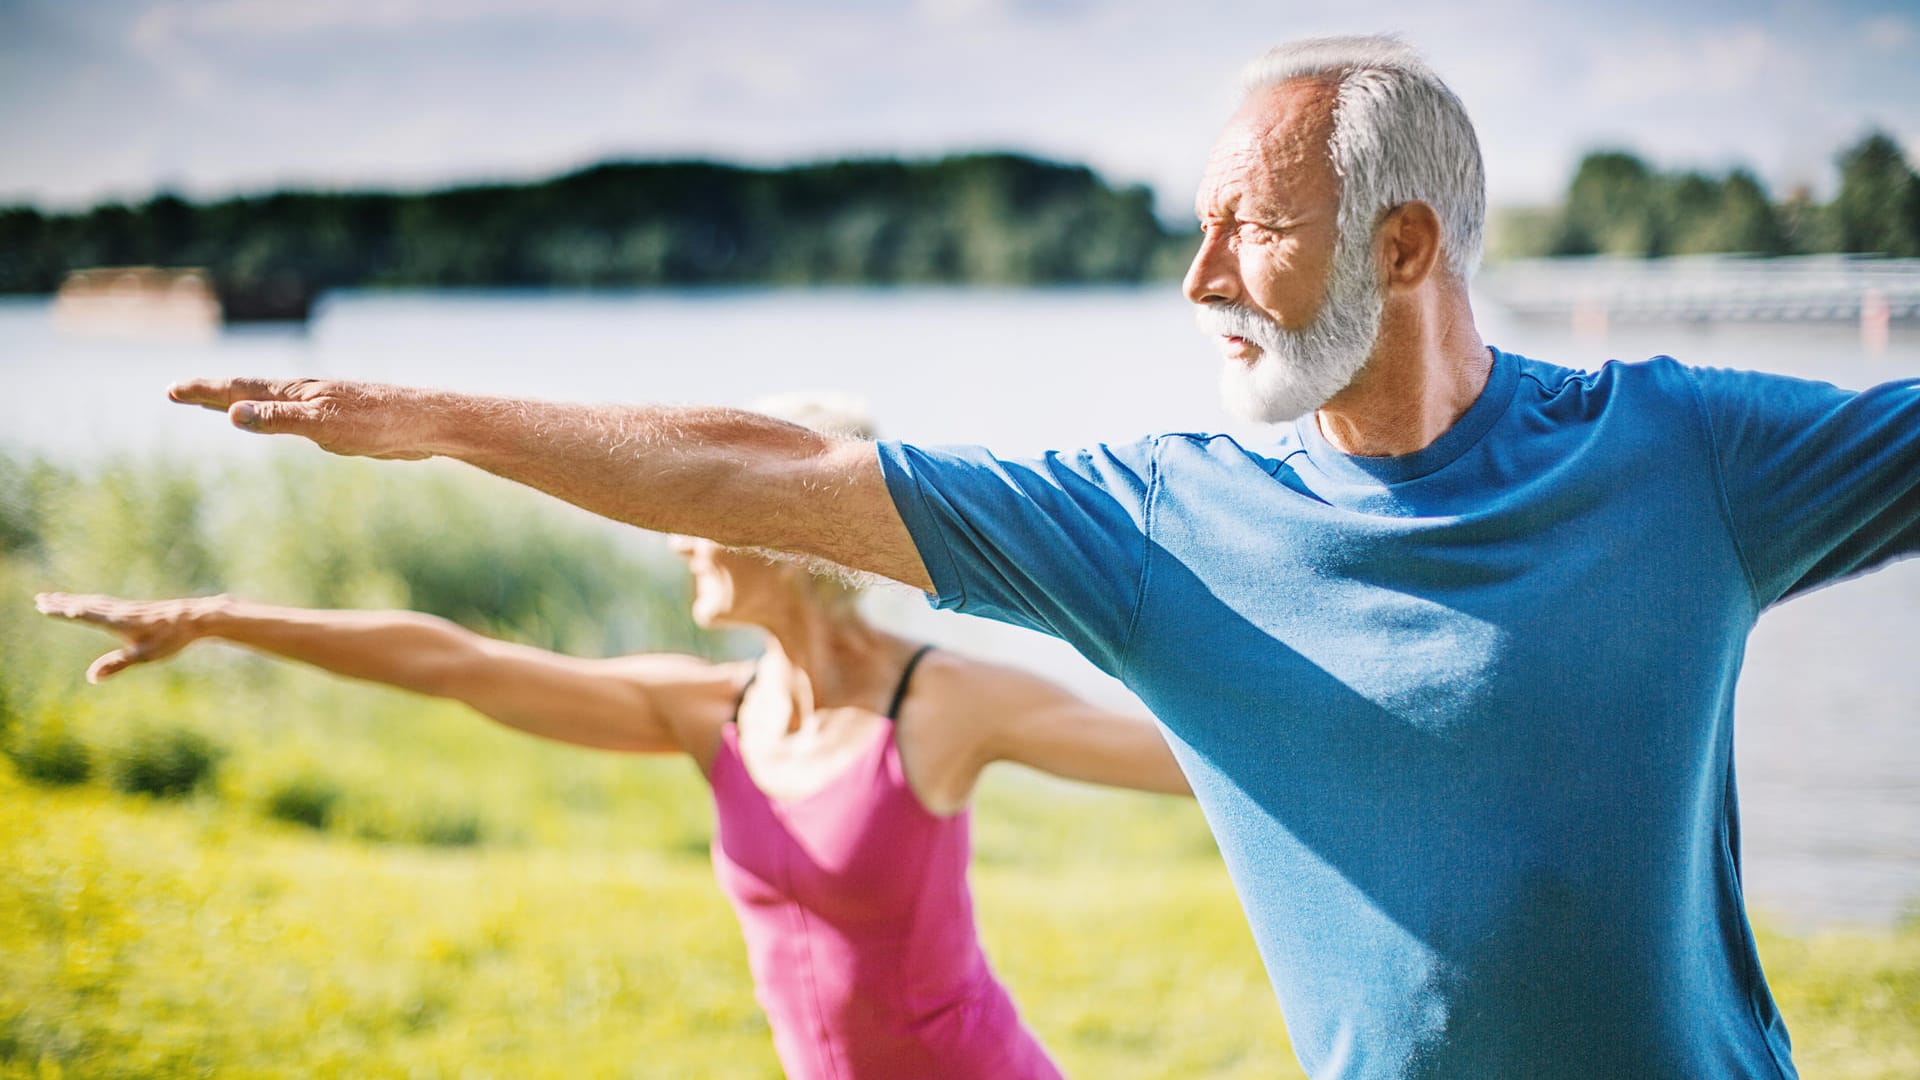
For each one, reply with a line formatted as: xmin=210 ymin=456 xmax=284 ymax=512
xmin=35 ymin=592 xmax=221 ymax=683
xmin=167 ymin=377 xmax=434 ymax=460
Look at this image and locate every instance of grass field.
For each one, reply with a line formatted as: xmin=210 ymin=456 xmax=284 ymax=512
xmin=3 ymin=452 xmax=1917 ymax=1078
xmin=5 ymin=682 xmax=1918 ymax=1080
xmin=0 ymin=690 xmax=1293 ymax=1079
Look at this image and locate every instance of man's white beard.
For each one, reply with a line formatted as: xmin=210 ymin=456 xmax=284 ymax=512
xmin=1199 ymin=237 xmax=1385 ymax=424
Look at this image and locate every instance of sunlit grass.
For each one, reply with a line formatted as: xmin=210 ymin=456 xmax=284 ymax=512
xmin=0 ymin=772 xmax=773 ymax=1079
xmin=0 ymin=763 xmax=1298 ymax=1079
xmin=1755 ymin=916 xmax=1920 ymax=1079
xmin=7 ymin=748 xmax=1919 ymax=1079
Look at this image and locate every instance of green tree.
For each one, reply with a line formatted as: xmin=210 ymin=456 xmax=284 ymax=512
xmin=1828 ymin=132 xmax=1920 ymax=256
xmin=0 ymin=154 xmax=1183 ymax=294
xmin=138 ymin=193 xmax=199 ymax=262
xmin=0 ymin=208 xmax=57 ymax=290
xmin=1552 ymin=151 xmax=1664 ymax=256
xmin=1668 ymin=170 xmax=1786 ymax=255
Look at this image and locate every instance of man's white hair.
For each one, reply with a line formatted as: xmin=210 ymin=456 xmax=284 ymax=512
xmin=1242 ymin=35 xmax=1486 ymax=280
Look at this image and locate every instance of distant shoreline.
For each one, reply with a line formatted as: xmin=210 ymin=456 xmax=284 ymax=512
xmin=0 ymin=153 xmax=1198 ymax=298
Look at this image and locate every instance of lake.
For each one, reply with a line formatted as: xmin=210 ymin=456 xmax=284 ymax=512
xmin=2 ymin=284 xmax=1916 ymax=929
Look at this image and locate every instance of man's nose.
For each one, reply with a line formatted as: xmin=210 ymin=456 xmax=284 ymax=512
xmin=1182 ymin=228 xmax=1241 ymax=306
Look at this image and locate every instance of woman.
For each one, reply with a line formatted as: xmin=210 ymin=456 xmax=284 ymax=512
xmin=35 ymin=398 xmax=1188 ymax=1080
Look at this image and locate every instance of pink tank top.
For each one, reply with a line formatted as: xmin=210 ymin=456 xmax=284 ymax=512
xmin=709 ymin=649 xmax=1064 ymax=1080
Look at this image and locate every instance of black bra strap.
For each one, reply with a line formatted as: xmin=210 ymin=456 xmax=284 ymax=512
xmin=736 ymin=647 xmax=932 ymax=724
xmin=885 ymin=645 xmax=936 ymax=721
xmin=730 ymin=670 xmax=758 ymax=723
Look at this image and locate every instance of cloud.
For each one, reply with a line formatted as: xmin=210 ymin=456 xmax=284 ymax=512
xmin=138 ymin=0 xmax=675 ymax=38
xmin=127 ymin=3 xmax=219 ymax=100
xmin=917 ymin=0 xmax=1009 ymax=24
xmin=1581 ymin=24 xmax=1796 ymax=107
xmin=1861 ymin=14 xmax=1914 ymax=52
xmin=4 ymin=0 xmax=1916 ymax=214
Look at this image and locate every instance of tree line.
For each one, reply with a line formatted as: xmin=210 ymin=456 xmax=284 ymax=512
xmin=0 ymin=154 xmax=1194 ymax=296
xmin=5 ymin=133 xmax=1916 ymax=297
xmin=1503 ymin=131 xmax=1920 ymax=259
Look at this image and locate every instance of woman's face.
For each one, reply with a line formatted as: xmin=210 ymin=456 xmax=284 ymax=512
xmin=669 ymin=535 xmax=790 ymax=628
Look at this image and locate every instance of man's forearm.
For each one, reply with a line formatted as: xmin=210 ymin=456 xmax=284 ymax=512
xmin=170 ymin=376 xmax=934 ymax=590
xmin=414 ymin=393 xmax=832 ymax=550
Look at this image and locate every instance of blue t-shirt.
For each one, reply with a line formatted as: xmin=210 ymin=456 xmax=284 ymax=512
xmin=876 ymin=347 xmax=1920 ymax=1080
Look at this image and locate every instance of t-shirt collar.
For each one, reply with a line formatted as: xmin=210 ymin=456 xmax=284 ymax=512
xmin=1291 ymin=346 xmax=1520 ymax=486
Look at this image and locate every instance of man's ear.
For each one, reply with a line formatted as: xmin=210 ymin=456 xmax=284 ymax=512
xmin=1379 ymin=201 xmax=1443 ymax=291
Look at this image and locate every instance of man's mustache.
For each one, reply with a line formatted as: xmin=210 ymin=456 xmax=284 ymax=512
xmin=1195 ymin=302 xmax=1281 ymax=342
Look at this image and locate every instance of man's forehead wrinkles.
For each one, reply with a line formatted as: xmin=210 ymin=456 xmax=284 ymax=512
xmin=1196 ymin=145 xmax=1254 ymax=214
xmin=1194 ymin=75 xmax=1338 ymax=227
xmin=1246 ymin=81 xmax=1337 ymax=163
xmin=1195 ymin=185 xmax=1240 ymax=221
xmin=1202 ymin=154 xmax=1308 ymax=220
xmin=1247 ymin=112 xmax=1293 ymax=149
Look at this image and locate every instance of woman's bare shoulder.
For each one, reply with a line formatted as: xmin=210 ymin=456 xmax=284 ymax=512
xmin=905 ymin=648 xmax=1064 ymax=710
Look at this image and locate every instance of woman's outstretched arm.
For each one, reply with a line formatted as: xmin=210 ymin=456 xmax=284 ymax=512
xmin=975 ymin=663 xmax=1192 ymax=797
xmin=34 ymin=592 xmax=740 ymax=754
xmin=903 ymin=651 xmax=1191 ymax=809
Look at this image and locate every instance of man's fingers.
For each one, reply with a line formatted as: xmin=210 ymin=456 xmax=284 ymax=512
xmin=173 ymin=375 xmax=399 ymax=458
xmin=166 ymin=374 xmax=255 ymax=407
xmin=167 ymin=378 xmax=221 ymax=409
xmin=229 ymin=399 xmax=326 ymax=436
xmin=167 ymin=377 xmax=312 ymax=411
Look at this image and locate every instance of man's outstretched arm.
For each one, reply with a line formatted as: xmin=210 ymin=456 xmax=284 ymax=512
xmin=167 ymin=377 xmax=934 ymax=592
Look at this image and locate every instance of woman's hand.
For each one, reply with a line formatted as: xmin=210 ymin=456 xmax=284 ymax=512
xmin=34 ymin=592 xmax=223 ymax=683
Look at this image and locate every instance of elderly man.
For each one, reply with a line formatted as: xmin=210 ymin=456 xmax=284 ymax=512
xmin=170 ymin=35 xmax=1914 ymax=1080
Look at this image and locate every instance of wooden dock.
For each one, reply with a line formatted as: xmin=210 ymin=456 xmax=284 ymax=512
xmin=51 ymin=266 xmax=317 ymax=339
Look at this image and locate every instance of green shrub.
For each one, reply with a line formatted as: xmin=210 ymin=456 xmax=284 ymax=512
xmin=0 ymin=454 xmax=65 ymax=558
xmin=264 ymin=774 xmax=342 ymax=830
xmin=107 ymin=726 xmax=221 ymax=799
xmin=39 ymin=459 xmax=221 ymax=600
xmin=340 ymin=796 xmax=487 ymax=848
xmin=4 ymin=722 xmax=91 ymax=786
xmin=414 ymin=808 xmax=485 ymax=848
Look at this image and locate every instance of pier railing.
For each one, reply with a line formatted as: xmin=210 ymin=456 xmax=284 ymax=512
xmin=1479 ymin=255 xmax=1920 ymax=327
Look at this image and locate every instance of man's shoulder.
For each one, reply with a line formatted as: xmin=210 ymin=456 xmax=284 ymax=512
xmin=1507 ymin=348 xmax=1693 ymax=388
xmin=1504 ymin=349 xmax=1704 ymax=411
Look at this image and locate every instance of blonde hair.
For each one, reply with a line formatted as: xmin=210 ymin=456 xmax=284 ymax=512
xmin=749 ymin=392 xmax=877 ymax=442
xmin=744 ymin=392 xmax=884 ymax=597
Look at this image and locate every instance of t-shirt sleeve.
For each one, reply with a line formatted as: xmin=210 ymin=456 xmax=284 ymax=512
xmin=874 ymin=438 xmax=1158 ymax=675
xmin=1687 ymin=365 xmax=1920 ymax=606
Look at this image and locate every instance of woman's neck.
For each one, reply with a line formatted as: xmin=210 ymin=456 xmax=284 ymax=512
xmin=750 ymin=591 xmax=898 ymax=736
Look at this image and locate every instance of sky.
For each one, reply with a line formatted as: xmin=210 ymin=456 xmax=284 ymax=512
xmin=2 ymin=0 xmax=1917 ymax=218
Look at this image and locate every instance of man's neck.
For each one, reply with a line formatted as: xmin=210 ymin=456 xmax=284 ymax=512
xmin=1313 ymin=294 xmax=1490 ymax=458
